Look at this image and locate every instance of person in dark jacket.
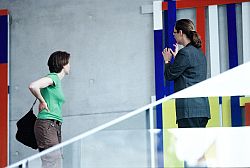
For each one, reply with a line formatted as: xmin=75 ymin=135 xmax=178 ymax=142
xmin=162 ymin=19 xmax=210 ymax=128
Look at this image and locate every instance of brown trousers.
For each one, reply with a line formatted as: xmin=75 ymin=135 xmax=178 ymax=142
xmin=34 ymin=119 xmax=62 ymax=168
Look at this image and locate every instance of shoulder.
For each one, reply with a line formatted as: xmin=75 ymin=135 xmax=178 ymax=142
xmin=181 ymin=44 xmax=204 ymax=56
xmin=47 ymin=73 xmax=60 ymax=86
xmin=182 ymin=44 xmax=196 ymax=52
xmin=176 ymin=46 xmax=189 ymax=58
xmin=178 ymin=44 xmax=196 ymax=54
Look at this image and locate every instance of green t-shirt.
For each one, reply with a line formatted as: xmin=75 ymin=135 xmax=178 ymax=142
xmin=37 ymin=73 xmax=65 ymax=122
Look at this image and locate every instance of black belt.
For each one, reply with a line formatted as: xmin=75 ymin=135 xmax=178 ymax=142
xmin=48 ymin=119 xmax=61 ymax=125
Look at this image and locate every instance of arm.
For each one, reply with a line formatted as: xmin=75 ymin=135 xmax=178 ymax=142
xmin=164 ymin=49 xmax=189 ymax=80
xmin=29 ymin=77 xmax=53 ymax=112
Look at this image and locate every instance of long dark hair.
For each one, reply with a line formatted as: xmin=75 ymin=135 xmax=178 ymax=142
xmin=175 ymin=19 xmax=202 ymax=48
xmin=47 ymin=51 xmax=70 ymax=73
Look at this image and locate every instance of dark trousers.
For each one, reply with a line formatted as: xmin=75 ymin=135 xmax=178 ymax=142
xmin=34 ymin=119 xmax=62 ymax=168
xmin=177 ymin=117 xmax=209 ymax=128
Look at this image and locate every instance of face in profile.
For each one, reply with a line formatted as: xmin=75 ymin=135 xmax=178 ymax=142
xmin=63 ymin=61 xmax=70 ymax=75
xmin=173 ymin=27 xmax=181 ymax=45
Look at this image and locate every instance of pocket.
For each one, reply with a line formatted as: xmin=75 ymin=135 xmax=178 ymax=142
xmin=44 ymin=121 xmax=59 ymax=146
xmin=47 ymin=121 xmax=57 ymax=133
xmin=48 ymin=122 xmax=55 ymax=129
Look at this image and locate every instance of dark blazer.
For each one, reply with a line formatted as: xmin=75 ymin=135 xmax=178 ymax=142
xmin=164 ymin=43 xmax=211 ymax=121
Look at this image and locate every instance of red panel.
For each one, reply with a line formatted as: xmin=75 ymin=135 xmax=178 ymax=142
xmin=162 ymin=0 xmax=250 ymax=10
xmin=162 ymin=2 xmax=168 ymax=11
xmin=0 ymin=9 xmax=8 ymax=16
xmin=196 ymin=7 xmax=206 ymax=54
xmin=0 ymin=64 xmax=8 ymax=168
xmin=245 ymin=103 xmax=250 ymax=126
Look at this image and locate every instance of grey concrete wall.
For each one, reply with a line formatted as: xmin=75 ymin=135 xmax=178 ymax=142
xmin=0 ymin=0 xmax=155 ymax=164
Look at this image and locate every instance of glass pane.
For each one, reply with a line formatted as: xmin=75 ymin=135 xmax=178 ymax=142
xmin=80 ymin=129 xmax=150 ymax=167
xmin=79 ymin=110 xmax=150 ymax=167
xmin=27 ymin=110 xmax=153 ymax=168
xmin=28 ymin=140 xmax=84 ymax=168
xmin=162 ymin=127 xmax=250 ymax=167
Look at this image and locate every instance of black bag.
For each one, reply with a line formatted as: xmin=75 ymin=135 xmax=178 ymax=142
xmin=16 ymin=99 xmax=38 ymax=149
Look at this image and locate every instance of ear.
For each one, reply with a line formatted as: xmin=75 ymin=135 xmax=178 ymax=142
xmin=179 ymin=30 xmax=183 ymax=36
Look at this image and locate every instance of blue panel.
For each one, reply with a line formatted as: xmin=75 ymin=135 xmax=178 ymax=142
xmin=163 ymin=1 xmax=176 ymax=96
xmin=156 ymin=131 xmax=164 ymax=167
xmin=154 ymin=29 xmax=164 ymax=168
xmin=219 ymin=97 xmax=222 ymax=104
xmin=0 ymin=15 xmax=8 ymax=64
xmin=166 ymin=1 xmax=176 ymax=52
xmin=154 ymin=29 xmax=164 ymax=129
xmin=227 ymin=4 xmax=242 ymax=126
xmin=227 ymin=4 xmax=238 ymax=69
xmin=231 ymin=96 xmax=242 ymax=126
xmin=161 ymin=1 xmax=176 ymax=167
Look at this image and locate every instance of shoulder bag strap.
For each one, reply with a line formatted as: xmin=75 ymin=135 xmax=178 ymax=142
xmin=30 ymin=98 xmax=37 ymax=111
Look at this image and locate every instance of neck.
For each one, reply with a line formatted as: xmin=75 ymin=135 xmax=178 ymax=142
xmin=183 ymin=38 xmax=191 ymax=47
xmin=57 ymin=71 xmax=65 ymax=80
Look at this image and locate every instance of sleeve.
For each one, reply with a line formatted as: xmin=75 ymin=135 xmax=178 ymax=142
xmin=47 ymin=74 xmax=58 ymax=86
xmin=164 ymin=49 xmax=190 ymax=81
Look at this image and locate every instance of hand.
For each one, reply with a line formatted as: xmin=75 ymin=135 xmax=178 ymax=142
xmin=162 ymin=47 xmax=173 ymax=63
xmin=170 ymin=43 xmax=178 ymax=58
xmin=39 ymin=101 xmax=50 ymax=112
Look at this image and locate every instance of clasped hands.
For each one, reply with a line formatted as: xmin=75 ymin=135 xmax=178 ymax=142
xmin=162 ymin=43 xmax=178 ymax=63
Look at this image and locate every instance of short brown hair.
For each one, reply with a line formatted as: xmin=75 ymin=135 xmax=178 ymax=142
xmin=47 ymin=51 xmax=70 ymax=73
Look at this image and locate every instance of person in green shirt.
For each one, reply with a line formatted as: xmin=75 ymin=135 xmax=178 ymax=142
xmin=29 ymin=51 xmax=70 ymax=168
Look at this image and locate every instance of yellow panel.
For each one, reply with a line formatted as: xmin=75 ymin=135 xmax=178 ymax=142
xmin=207 ymin=97 xmax=220 ymax=127
xmin=162 ymin=99 xmax=177 ymax=129
xmin=222 ymin=96 xmax=231 ymax=127
xmin=163 ymin=129 xmax=184 ymax=168
xmin=162 ymin=97 xmax=222 ymax=128
xmin=204 ymin=140 xmax=217 ymax=164
xmin=239 ymin=97 xmax=250 ymax=106
xmin=162 ymin=100 xmax=183 ymax=167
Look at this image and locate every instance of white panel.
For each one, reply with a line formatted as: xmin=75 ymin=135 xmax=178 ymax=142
xmin=217 ymin=6 xmax=229 ymax=73
xmin=153 ymin=1 xmax=163 ymax=30
xmin=242 ymin=2 xmax=250 ymax=63
xmin=208 ymin=5 xmax=220 ymax=77
xmin=208 ymin=5 xmax=222 ymax=127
